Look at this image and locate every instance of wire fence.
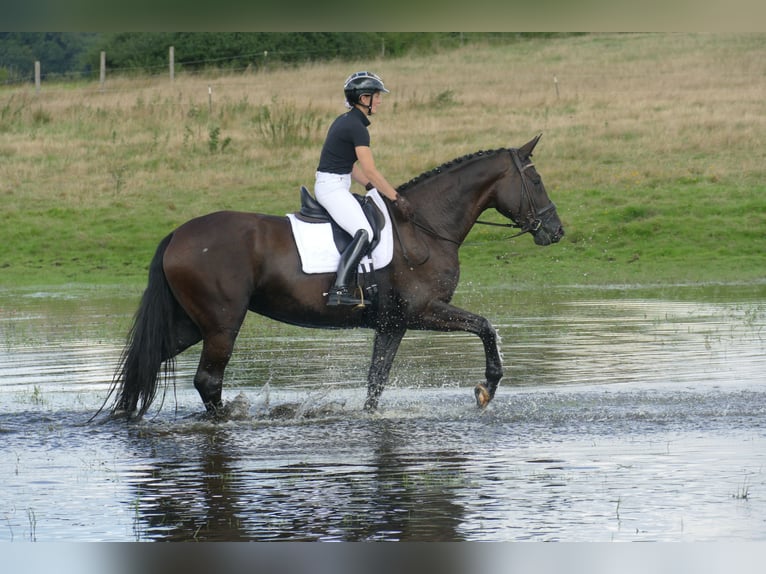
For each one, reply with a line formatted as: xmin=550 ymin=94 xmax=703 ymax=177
xmin=4 ymin=50 xmax=291 ymax=86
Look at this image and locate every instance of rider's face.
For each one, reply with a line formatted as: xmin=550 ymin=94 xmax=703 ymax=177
xmin=361 ymin=92 xmax=383 ymax=114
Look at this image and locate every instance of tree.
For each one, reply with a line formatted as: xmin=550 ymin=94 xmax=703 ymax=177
xmin=0 ymin=32 xmax=99 ymax=81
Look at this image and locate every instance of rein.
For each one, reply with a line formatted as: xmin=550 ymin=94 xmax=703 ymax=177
xmin=474 ymin=218 xmax=525 ymax=236
xmin=408 ymin=217 xmax=461 ymax=245
xmin=474 ymin=202 xmax=558 ymax=238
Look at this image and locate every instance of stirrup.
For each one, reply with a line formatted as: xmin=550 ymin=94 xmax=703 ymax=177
xmin=326 ymin=286 xmax=369 ymax=308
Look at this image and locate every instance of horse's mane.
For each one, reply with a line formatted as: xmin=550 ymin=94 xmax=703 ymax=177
xmin=396 ymin=148 xmax=507 ymax=193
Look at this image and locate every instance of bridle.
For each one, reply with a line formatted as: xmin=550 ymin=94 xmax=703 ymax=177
xmin=475 ymin=148 xmax=556 ymax=238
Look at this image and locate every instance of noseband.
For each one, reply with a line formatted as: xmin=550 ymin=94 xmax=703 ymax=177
xmin=476 ymin=148 xmax=556 ymax=238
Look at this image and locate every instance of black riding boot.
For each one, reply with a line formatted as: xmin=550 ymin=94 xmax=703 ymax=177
xmin=327 ymin=229 xmax=371 ymax=306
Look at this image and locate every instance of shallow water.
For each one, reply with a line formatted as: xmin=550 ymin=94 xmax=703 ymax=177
xmin=1 ymin=282 xmax=765 ymax=541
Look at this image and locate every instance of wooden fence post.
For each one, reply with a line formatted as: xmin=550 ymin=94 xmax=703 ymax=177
xmin=35 ymin=61 xmax=40 ymax=93
xmin=169 ymin=46 xmax=175 ymax=82
xmin=100 ymin=51 xmax=106 ymax=91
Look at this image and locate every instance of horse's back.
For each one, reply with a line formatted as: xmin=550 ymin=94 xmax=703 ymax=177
xmin=174 ymin=210 xmax=280 ymax=238
xmin=169 ymin=210 xmax=287 ymax=250
xmin=163 ymin=211 xmax=292 ymax=298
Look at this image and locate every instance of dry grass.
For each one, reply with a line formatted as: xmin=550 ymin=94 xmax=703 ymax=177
xmin=3 ymin=33 xmax=764 ymax=200
xmin=1 ymin=33 xmax=764 ymax=285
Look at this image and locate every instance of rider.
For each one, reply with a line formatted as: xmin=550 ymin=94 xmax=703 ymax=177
xmin=315 ymin=71 xmax=414 ymax=306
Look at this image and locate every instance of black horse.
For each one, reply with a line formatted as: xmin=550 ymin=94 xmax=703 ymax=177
xmin=104 ymin=135 xmax=564 ymax=419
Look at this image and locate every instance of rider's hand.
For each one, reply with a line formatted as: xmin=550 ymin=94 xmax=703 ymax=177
xmin=393 ymin=195 xmax=415 ymax=220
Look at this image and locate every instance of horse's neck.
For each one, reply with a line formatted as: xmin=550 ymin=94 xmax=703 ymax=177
xmin=409 ymin=154 xmax=507 ymax=242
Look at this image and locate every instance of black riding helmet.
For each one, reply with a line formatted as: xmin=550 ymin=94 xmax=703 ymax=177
xmin=344 ymin=71 xmax=389 ymax=115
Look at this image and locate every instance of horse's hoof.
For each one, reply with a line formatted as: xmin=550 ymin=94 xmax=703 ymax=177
xmin=474 ymin=384 xmax=491 ymax=408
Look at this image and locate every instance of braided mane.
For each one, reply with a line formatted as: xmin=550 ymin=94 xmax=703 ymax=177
xmin=396 ymin=148 xmax=507 ymax=193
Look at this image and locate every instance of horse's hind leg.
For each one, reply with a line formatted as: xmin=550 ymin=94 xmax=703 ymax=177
xmin=194 ymin=329 xmax=238 ymax=416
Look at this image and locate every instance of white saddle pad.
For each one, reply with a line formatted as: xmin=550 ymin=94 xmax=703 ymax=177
xmin=287 ymin=188 xmax=394 ymax=274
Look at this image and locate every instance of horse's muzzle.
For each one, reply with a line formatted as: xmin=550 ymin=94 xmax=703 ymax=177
xmin=534 ymin=227 xmax=564 ymax=246
xmin=533 ymin=207 xmax=565 ymax=246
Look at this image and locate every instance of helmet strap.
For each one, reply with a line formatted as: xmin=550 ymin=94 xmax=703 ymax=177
xmin=360 ymin=93 xmax=374 ymax=116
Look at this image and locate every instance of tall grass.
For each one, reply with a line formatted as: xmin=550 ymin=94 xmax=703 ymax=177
xmin=251 ymin=98 xmax=325 ymax=147
xmin=0 ymin=33 xmax=764 ymax=287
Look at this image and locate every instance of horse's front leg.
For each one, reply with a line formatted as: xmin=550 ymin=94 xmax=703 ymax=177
xmin=413 ymin=300 xmax=503 ymax=408
xmin=365 ymin=328 xmax=406 ymax=411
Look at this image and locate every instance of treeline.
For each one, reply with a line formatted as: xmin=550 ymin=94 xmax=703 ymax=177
xmin=0 ymin=32 xmax=99 ymax=82
xmin=0 ymin=32 xmax=562 ymax=83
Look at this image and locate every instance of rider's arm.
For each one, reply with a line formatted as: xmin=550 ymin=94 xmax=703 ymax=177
xmin=354 ymin=145 xmax=400 ymax=202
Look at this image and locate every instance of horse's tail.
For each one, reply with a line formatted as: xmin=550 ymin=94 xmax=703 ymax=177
xmin=99 ymin=233 xmax=181 ymax=420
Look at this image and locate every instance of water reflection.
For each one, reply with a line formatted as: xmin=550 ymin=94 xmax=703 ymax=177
xmin=125 ymin=429 xmax=249 ymax=541
xmin=121 ymin=417 xmax=468 ymax=541
xmin=363 ymin=423 xmax=466 ymax=541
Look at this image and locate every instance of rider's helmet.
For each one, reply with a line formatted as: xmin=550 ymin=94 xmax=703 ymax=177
xmin=344 ymin=71 xmax=390 ymax=109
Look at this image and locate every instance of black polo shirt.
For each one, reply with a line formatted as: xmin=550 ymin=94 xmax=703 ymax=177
xmin=317 ymin=107 xmax=371 ymax=174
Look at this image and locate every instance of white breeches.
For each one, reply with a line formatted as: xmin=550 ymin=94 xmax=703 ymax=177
xmin=314 ymin=171 xmax=373 ymax=238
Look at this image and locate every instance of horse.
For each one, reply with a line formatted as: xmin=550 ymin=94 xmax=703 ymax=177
xmin=103 ymin=134 xmax=564 ymax=420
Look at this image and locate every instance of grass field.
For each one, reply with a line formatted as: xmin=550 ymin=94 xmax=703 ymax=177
xmin=1 ymin=33 xmax=764 ymax=289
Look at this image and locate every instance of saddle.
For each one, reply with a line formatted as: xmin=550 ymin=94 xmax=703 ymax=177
xmin=295 ymin=186 xmax=385 ymax=253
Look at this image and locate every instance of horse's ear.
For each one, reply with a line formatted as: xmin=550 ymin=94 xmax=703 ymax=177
xmin=519 ymin=133 xmax=542 ymax=158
